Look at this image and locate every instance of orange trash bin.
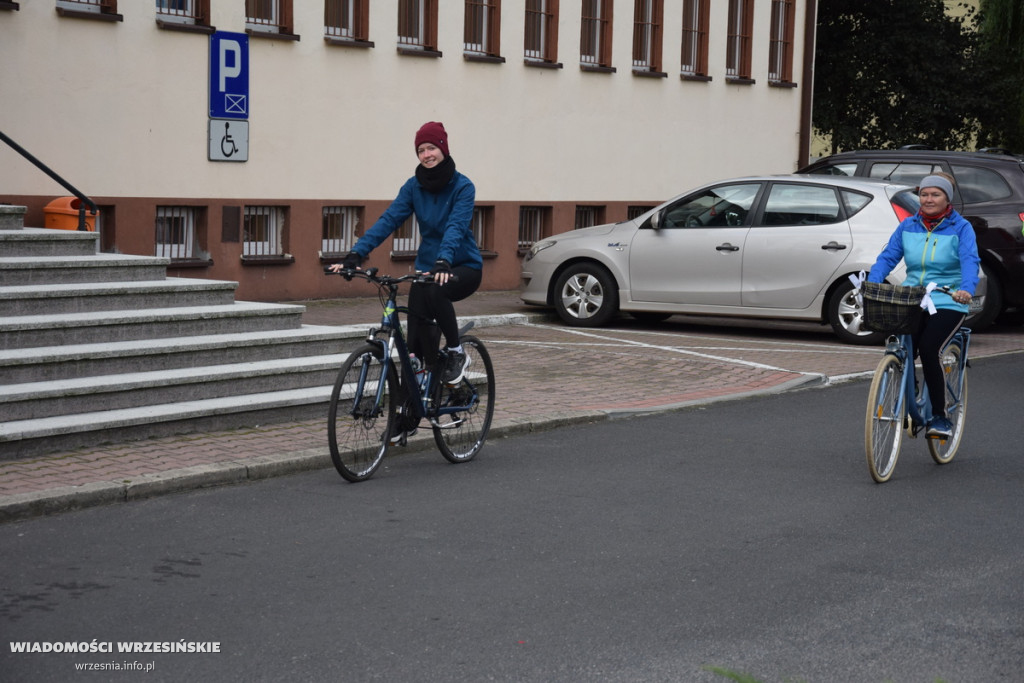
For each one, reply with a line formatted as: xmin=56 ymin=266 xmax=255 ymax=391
xmin=44 ymin=197 xmax=97 ymax=231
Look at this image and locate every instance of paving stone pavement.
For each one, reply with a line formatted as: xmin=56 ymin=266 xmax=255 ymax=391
xmin=2 ymin=289 xmax=1022 ymax=522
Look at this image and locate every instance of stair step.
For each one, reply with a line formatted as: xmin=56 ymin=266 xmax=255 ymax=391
xmin=0 ymin=354 xmax=349 ymax=420
xmin=0 ymin=302 xmax=306 ymax=349
xmin=0 ymin=387 xmax=336 ymax=460
xmin=0 ymin=325 xmax=362 ymax=384
xmin=0 ymin=255 xmax=170 ymax=285
xmin=0 ymin=227 xmax=99 ymax=256
xmin=0 ymin=278 xmax=239 ymax=316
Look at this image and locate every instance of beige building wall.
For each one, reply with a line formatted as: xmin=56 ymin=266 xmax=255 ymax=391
xmin=1 ymin=1 xmax=812 ymax=299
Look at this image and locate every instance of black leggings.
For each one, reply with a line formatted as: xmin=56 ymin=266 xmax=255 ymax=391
xmin=912 ymin=308 xmax=965 ymax=418
xmin=407 ymin=265 xmax=482 ymax=358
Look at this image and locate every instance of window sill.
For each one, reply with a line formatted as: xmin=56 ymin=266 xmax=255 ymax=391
xmin=56 ymin=8 xmax=123 ymax=22
xmin=167 ymin=258 xmax=214 ymax=269
xmin=241 ymin=254 xmax=295 ymax=266
xmin=726 ymin=76 xmax=756 ymax=86
xmin=480 ymin=250 xmax=498 ymax=260
xmin=769 ymin=80 xmax=798 ymax=89
xmin=390 ymin=252 xmax=418 ymax=261
xmin=398 ymin=47 xmax=442 ymax=58
xmin=581 ymin=64 xmax=616 ymax=74
xmin=319 ymin=252 xmax=351 ymax=264
xmin=246 ymin=29 xmax=300 ymax=42
xmin=524 ymin=60 xmax=563 ymax=70
xmin=0 ymin=2 xmax=20 ymax=10
xmin=632 ymin=68 xmax=667 ymax=79
xmin=681 ymin=73 xmax=712 ymax=83
xmin=156 ymin=19 xmax=215 ymax=35
xmin=325 ymin=36 xmax=374 ymax=48
xmin=464 ymin=53 xmax=506 ymax=64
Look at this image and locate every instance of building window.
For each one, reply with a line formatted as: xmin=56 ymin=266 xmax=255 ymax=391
xmin=243 ymin=205 xmax=286 ymax=257
xmin=245 ymin=0 xmax=297 ymax=38
xmin=768 ymin=0 xmax=795 ymax=84
xmin=392 ymin=216 xmax=421 ymax=255
xmin=325 ymin=0 xmax=370 ymax=44
xmin=575 ymin=205 xmax=604 ymax=230
xmin=580 ymin=0 xmax=613 ymax=71
xmin=628 ymin=205 xmax=656 ymax=220
xmin=156 ymin=206 xmax=209 ymax=262
xmin=155 ymin=0 xmax=210 ymax=27
xmin=322 ymin=206 xmax=361 ymax=256
xmin=398 ymin=0 xmax=439 ymax=54
xmin=56 ymin=0 xmax=121 ymax=20
xmin=518 ymin=206 xmax=550 ymax=252
xmin=471 ymin=206 xmax=495 ymax=252
xmin=680 ymin=0 xmax=709 ymax=79
xmin=726 ymin=0 xmax=754 ymax=82
xmin=632 ymin=0 xmax=664 ymax=76
xmin=464 ymin=0 xmax=501 ymax=60
xmin=524 ymin=0 xmax=559 ymax=67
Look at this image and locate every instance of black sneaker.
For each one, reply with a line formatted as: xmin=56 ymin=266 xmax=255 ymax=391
xmin=440 ymin=349 xmax=471 ymax=384
xmin=388 ymin=426 xmax=417 ymax=445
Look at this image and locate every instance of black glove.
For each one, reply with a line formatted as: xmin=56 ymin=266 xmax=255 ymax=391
xmin=432 ymin=259 xmax=452 ymax=275
xmin=340 ymin=251 xmax=363 ymax=280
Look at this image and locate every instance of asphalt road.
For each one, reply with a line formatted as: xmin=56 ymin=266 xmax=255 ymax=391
xmin=1 ymin=355 xmax=1022 ymax=683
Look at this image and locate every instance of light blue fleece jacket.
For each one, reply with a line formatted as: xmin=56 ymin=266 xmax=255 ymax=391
xmin=867 ymin=210 xmax=980 ymax=314
xmin=353 ymin=171 xmax=483 ymax=273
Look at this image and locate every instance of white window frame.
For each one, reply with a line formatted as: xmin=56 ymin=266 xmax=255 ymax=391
xmin=243 ymin=205 xmax=284 ymax=257
xmin=155 ymin=206 xmax=197 ymax=260
xmin=246 ymin=0 xmax=281 ymax=34
xmin=392 ymin=215 xmax=421 ymax=254
xmin=322 ymin=206 xmax=359 ymax=255
xmin=156 ymin=0 xmax=195 ymax=25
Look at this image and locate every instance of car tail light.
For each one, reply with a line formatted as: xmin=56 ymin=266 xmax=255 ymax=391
xmin=892 ymin=201 xmax=914 ymax=222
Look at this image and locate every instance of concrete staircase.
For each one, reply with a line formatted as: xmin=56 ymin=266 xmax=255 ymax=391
xmin=0 ymin=205 xmax=355 ymax=459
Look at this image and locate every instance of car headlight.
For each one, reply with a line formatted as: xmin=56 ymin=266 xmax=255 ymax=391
xmin=525 ymin=240 xmax=556 ymax=262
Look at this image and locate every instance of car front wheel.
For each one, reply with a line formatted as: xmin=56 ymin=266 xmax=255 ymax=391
xmin=553 ymin=263 xmax=619 ymax=327
xmin=827 ymin=278 xmax=886 ymax=345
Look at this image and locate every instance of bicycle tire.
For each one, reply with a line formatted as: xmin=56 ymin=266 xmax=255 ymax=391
xmin=866 ymin=353 xmax=905 ymax=483
xmin=928 ymin=341 xmax=967 ymax=465
xmin=328 ymin=343 xmax=398 ymax=482
xmin=431 ymin=335 xmax=495 ymax=463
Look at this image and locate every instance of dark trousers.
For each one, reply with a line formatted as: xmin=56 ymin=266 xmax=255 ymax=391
xmin=407 ymin=266 xmax=482 ymax=359
xmin=912 ymin=308 xmax=965 ymax=418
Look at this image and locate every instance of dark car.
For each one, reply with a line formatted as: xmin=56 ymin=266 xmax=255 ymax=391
xmin=799 ymin=148 xmax=1024 ymax=328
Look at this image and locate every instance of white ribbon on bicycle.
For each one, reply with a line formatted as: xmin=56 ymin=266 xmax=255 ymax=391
xmin=919 ymin=282 xmax=939 ymax=314
xmin=848 ymin=271 xmax=867 ymax=307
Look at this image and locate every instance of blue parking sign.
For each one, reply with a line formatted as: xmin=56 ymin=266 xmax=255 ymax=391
xmin=210 ymin=31 xmax=249 ymax=120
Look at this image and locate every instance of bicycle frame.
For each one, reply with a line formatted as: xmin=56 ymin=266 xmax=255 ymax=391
xmin=884 ymin=327 xmax=970 ymax=436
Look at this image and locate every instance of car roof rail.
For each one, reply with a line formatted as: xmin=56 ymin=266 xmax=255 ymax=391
xmin=978 ymin=147 xmax=1015 ymax=156
xmin=898 ymin=144 xmax=933 ymax=150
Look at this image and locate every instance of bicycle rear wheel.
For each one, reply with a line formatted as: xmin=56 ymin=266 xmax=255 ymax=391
xmin=328 ymin=343 xmax=398 ymax=482
xmin=866 ymin=354 xmax=905 ymax=483
xmin=928 ymin=341 xmax=967 ymax=465
xmin=432 ymin=335 xmax=495 ymax=463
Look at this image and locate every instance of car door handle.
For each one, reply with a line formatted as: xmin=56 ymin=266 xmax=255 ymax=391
xmin=716 ymin=243 xmax=740 ymax=252
xmin=821 ymin=241 xmax=848 ymax=251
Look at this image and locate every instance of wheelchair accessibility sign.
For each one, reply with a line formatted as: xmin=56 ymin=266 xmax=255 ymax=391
xmin=209 ymin=119 xmax=248 ymax=161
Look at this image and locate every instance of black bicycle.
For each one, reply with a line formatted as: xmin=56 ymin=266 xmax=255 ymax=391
xmin=323 ymin=267 xmax=495 ymax=482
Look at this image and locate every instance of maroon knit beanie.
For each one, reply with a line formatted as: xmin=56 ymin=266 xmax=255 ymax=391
xmin=414 ymin=121 xmax=449 ymax=157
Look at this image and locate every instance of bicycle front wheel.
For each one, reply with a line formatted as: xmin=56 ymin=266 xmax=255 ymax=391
xmin=866 ymin=354 xmax=905 ymax=483
xmin=328 ymin=343 xmax=398 ymax=482
xmin=928 ymin=341 xmax=967 ymax=465
xmin=432 ymin=335 xmax=495 ymax=463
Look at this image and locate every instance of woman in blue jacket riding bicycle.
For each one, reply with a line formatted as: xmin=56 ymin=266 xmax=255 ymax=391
xmin=867 ymin=174 xmax=980 ymax=438
xmin=330 ymin=121 xmax=483 ymax=385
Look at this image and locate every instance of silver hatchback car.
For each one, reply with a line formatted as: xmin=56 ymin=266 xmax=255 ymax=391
xmin=521 ymin=175 xmax=983 ymax=344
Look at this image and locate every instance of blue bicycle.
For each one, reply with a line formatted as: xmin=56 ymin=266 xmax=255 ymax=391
xmin=865 ymin=324 xmax=970 ymax=483
xmin=324 ymin=267 xmax=495 ymax=482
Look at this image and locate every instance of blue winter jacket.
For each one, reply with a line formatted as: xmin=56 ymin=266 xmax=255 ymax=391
xmin=867 ymin=209 xmax=980 ymax=314
xmin=353 ymin=171 xmax=483 ymax=273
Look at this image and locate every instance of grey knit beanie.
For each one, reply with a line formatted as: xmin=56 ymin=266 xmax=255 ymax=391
xmin=919 ymin=175 xmax=954 ymax=201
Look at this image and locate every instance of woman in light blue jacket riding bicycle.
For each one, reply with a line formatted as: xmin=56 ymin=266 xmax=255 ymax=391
xmin=867 ymin=174 xmax=980 ymax=438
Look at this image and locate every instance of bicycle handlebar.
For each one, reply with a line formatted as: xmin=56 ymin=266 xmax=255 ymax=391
xmin=323 ymin=266 xmax=456 ymax=285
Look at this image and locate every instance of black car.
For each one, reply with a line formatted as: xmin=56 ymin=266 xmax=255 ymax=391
xmin=799 ymin=148 xmax=1024 ymax=328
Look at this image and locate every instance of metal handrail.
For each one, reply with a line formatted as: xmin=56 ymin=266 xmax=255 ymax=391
xmin=0 ymin=129 xmax=98 ymax=231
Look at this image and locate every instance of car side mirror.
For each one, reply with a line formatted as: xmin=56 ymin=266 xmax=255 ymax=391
xmin=648 ymin=211 xmax=662 ymax=230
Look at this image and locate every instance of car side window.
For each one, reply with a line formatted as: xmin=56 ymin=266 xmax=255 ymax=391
xmin=950 ymin=164 xmax=1012 ymax=203
xmin=807 ymin=162 xmax=857 ymax=177
xmin=661 ymin=184 xmax=761 ymax=229
xmin=840 ymin=190 xmax=872 ymax=218
xmin=760 ymin=184 xmax=842 ymax=226
xmin=867 ymin=162 xmax=942 ymax=185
